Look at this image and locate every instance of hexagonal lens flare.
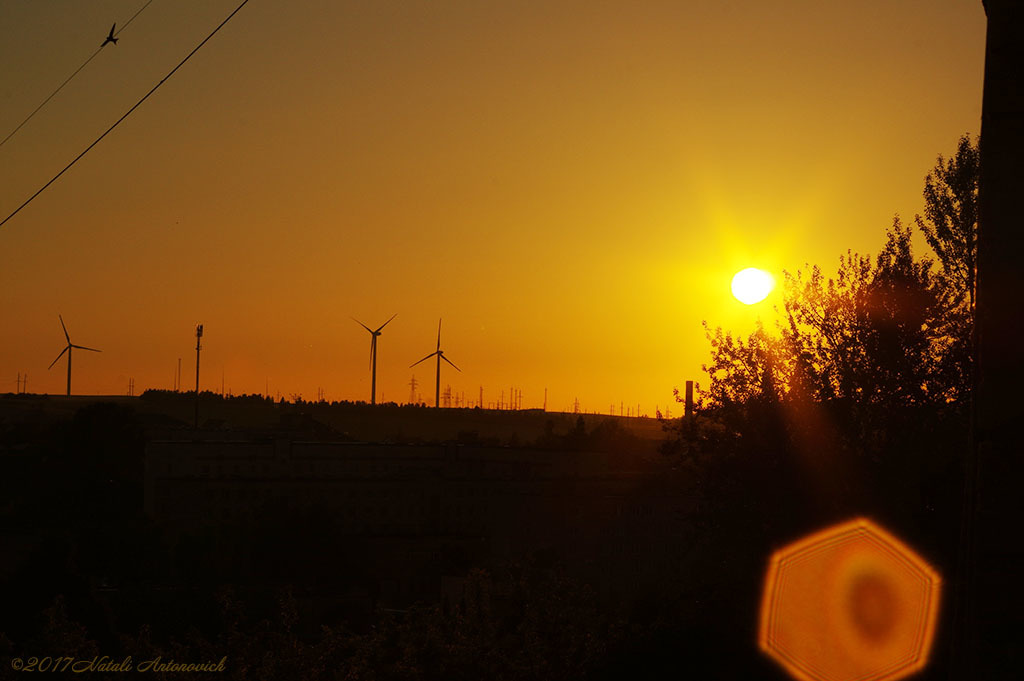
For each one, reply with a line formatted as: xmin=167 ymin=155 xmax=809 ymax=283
xmin=759 ymin=518 xmax=941 ymax=681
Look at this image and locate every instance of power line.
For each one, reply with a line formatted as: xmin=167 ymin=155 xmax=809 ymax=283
xmin=0 ymin=0 xmax=252 ymax=230
xmin=0 ymin=0 xmax=158 ymax=149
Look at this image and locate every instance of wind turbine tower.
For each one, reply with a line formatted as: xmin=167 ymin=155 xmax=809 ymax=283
xmin=352 ymin=314 xmax=397 ymax=405
xmin=410 ymin=319 xmax=461 ymax=408
xmin=48 ymin=315 xmax=101 ymax=396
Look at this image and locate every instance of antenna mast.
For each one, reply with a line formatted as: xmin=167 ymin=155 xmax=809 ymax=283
xmin=194 ymin=323 xmax=203 ymax=428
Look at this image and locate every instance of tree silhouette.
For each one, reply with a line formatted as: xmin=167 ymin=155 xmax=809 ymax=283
xmin=781 ymin=218 xmax=950 ymax=408
xmin=699 ymin=137 xmax=977 ymax=412
xmin=701 ymin=321 xmax=787 ymax=410
xmin=916 ymin=134 xmax=979 ymax=314
xmin=916 ymin=134 xmax=978 ymax=400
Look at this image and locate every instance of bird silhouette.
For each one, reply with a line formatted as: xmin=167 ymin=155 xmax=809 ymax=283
xmin=102 ymin=23 xmax=118 ymax=47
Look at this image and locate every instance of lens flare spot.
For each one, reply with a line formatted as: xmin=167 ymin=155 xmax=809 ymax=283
xmin=758 ymin=518 xmax=941 ymax=681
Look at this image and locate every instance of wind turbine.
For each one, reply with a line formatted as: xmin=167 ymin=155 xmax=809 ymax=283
xmin=48 ymin=315 xmax=101 ymax=396
xmin=410 ymin=318 xmax=460 ymax=408
xmin=352 ymin=313 xmax=397 ymax=405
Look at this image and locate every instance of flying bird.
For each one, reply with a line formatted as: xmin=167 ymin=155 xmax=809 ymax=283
xmin=102 ymin=23 xmax=118 ymax=47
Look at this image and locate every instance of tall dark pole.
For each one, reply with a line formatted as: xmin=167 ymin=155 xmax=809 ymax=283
xmin=66 ymin=347 xmax=72 ymax=396
xmin=956 ymin=3 xmax=1024 ymax=678
xmin=194 ymin=324 xmax=203 ymax=428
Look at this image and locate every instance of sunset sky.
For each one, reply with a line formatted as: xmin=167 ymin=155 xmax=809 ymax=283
xmin=0 ymin=1 xmax=985 ymax=413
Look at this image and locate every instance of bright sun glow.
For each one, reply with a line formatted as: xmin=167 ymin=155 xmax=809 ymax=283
xmin=731 ymin=268 xmax=775 ymax=305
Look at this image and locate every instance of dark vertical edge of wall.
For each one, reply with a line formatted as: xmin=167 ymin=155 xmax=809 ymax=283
xmin=961 ymin=2 xmax=1024 ymax=678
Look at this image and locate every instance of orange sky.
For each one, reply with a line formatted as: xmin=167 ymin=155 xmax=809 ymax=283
xmin=0 ymin=1 xmax=986 ymax=413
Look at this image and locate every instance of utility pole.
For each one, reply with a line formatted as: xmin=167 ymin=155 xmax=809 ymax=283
xmin=409 ymin=375 xmax=418 ymax=404
xmin=479 ymin=385 xmax=484 ymax=409
xmin=194 ymin=324 xmax=203 ymax=429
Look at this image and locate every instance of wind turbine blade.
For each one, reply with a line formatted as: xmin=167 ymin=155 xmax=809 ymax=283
xmin=375 ymin=313 xmax=398 ymax=334
xmin=369 ymin=336 xmax=375 ymax=371
xmin=410 ymin=351 xmax=438 ymax=368
xmin=436 ymin=318 xmax=442 ymax=351
xmin=441 ymin=355 xmax=461 ymax=372
xmin=351 ymin=317 xmax=373 ymax=333
xmin=48 ymin=346 xmax=68 ymax=370
xmin=71 ymin=344 xmax=101 ymax=353
xmin=59 ymin=315 xmax=70 ymax=343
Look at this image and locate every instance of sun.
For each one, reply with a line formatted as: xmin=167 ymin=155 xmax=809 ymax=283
xmin=731 ymin=268 xmax=775 ymax=305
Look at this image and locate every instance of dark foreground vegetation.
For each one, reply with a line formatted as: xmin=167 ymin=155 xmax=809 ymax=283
xmin=0 ymin=138 xmax=975 ymax=679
